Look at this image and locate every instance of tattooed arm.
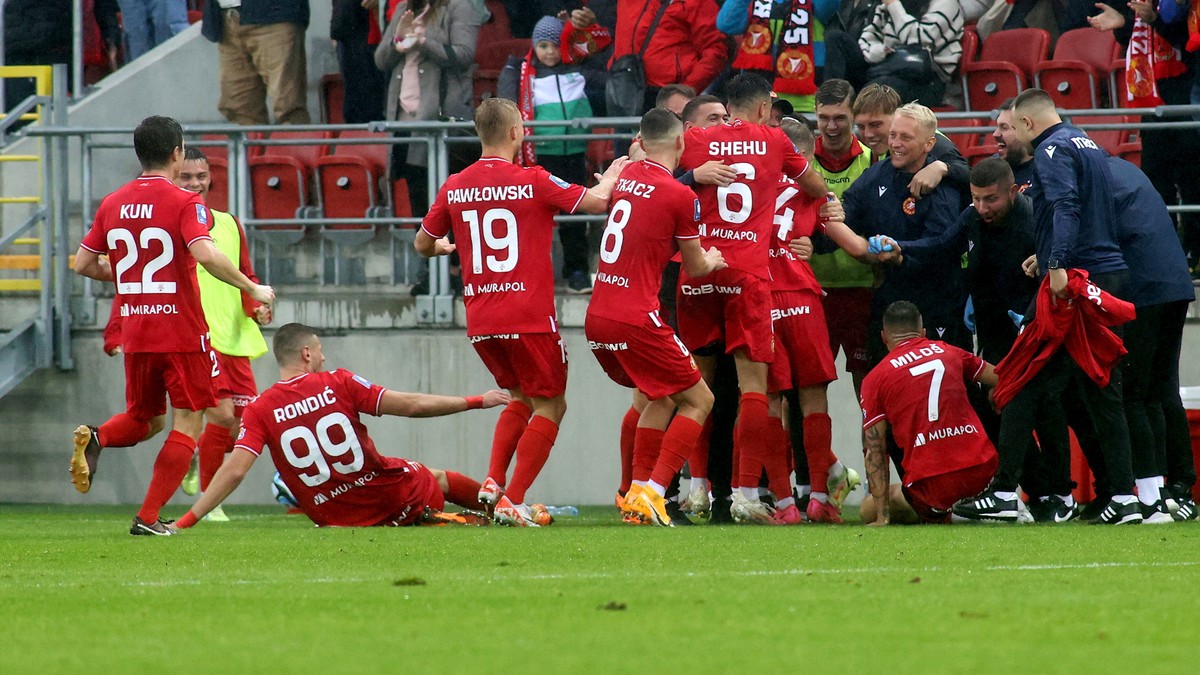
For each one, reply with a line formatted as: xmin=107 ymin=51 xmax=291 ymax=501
xmin=865 ymin=420 xmax=890 ymax=526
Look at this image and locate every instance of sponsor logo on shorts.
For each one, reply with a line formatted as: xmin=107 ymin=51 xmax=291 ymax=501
xmin=469 ymin=334 xmax=520 ymax=343
xmin=589 ymin=340 xmax=628 ymax=351
xmin=231 ymin=394 xmax=256 ymax=408
xmin=680 ymin=283 xmax=743 ymax=296
xmin=462 ymin=281 xmax=526 ymax=297
xmin=771 ymin=305 xmax=811 ymax=321
xmin=913 ymin=424 xmax=978 ymax=447
xmin=595 ymin=271 xmax=630 ymax=287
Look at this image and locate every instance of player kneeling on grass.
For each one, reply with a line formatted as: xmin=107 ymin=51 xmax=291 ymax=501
xmin=859 ymin=302 xmax=1003 ymax=525
xmin=171 ymin=323 xmax=510 ymax=531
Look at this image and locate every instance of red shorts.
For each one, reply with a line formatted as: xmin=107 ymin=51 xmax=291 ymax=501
xmin=822 ymin=287 xmax=872 ymax=375
xmin=375 ymin=459 xmax=444 ymax=527
xmin=768 ymin=289 xmax=838 ymax=393
xmin=471 ymin=332 xmax=568 ymax=399
xmin=676 ymin=267 xmax=774 ymax=363
xmin=124 ymin=351 xmax=218 ymax=420
xmin=902 ymin=454 xmax=999 ymax=524
xmin=585 ymin=312 xmax=702 ymax=400
xmin=211 ymin=352 xmax=258 ymax=415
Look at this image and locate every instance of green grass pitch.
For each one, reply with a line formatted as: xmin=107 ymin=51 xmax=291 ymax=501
xmin=2 ymin=504 xmax=1199 ymax=673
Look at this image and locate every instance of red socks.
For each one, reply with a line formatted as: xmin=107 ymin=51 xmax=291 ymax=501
xmin=631 ymin=426 xmax=666 ymax=484
xmin=488 ymin=400 xmax=531 ymax=486
xmin=735 ymin=392 xmax=770 ymax=489
xmin=650 ymin=416 xmax=704 ymax=488
xmin=804 ymin=413 xmax=835 ymax=492
xmin=506 ymin=414 xmax=558 ymax=504
xmin=444 ymin=470 xmax=484 ymax=511
xmin=98 ymin=413 xmax=151 ymax=448
xmin=136 ymin=430 xmax=196 ymax=523
xmin=619 ymin=405 xmax=639 ymax=493
xmin=689 ymin=417 xmax=712 ymax=481
xmin=765 ymin=416 xmax=792 ymax=500
xmin=198 ymin=422 xmax=234 ymax=491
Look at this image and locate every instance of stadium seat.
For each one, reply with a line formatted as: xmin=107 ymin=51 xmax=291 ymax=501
xmin=320 ymin=73 xmax=345 ymax=125
xmin=959 ymin=26 xmax=980 ymax=67
xmin=937 ymin=117 xmax=981 ymax=155
xmin=478 ymin=0 xmax=513 ymax=46
xmin=586 ymin=128 xmax=616 ymax=184
xmin=1033 ymin=28 xmax=1120 ymax=109
xmin=247 ymin=131 xmax=332 ymax=247
xmin=1117 ymin=136 xmax=1141 ymax=167
xmin=962 ymin=28 xmax=1050 ymax=111
xmin=1109 ymin=59 xmax=1128 ymax=107
xmin=1065 ymin=114 xmax=1135 ymax=155
xmin=474 ymin=38 xmax=531 ymax=106
xmin=316 ymin=131 xmax=390 ymax=283
xmin=206 ymin=156 xmax=229 ymax=213
xmin=195 ymin=132 xmax=263 ymax=165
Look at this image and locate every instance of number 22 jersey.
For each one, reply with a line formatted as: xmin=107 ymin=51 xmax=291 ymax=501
xmin=422 ymin=157 xmax=587 ymax=336
xmin=80 ymin=175 xmax=212 ymax=353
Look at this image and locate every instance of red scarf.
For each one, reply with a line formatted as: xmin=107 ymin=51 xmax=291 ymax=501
xmin=517 ymin=51 xmax=537 ymax=167
xmin=1126 ymin=18 xmax=1186 ymax=106
xmin=561 ymin=21 xmax=612 ymax=65
xmin=1189 ymin=0 xmax=1200 ymax=52
xmin=730 ymin=0 xmax=817 ymax=96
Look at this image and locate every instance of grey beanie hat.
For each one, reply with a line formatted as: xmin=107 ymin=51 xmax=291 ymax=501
xmin=532 ymin=16 xmax=564 ymax=46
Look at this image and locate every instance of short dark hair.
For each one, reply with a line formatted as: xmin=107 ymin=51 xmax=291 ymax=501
xmin=133 ymin=116 xmax=184 ymax=170
xmin=815 ymin=79 xmax=855 ymax=109
xmin=639 ymin=107 xmax=683 ymax=147
xmin=970 ymin=157 xmax=1015 ymax=189
xmin=656 ymin=84 xmax=696 ymax=108
xmin=726 ymin=72 xmax=773 ymax=111
xmin=1011 ymin=88 xmax=1055 ymax=116
xmin=998 ymin=97 xmax=1016 ymax=112
xmin=273 ymin=323 xmax=319 ymax=367
xmin=882 ymin=301 xmax=923 ymax=334
xmin=681 ymin=94 xmax=723 ymax=125
xmin=183 ymin=147 xmax=209 ymax=163
xmin=772 ymin=98 xmax=794 ymax=115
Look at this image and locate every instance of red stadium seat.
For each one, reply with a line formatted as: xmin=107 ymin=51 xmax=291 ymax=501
xmin=478 ymin=0 xmax=513 ymax=46
xmin=962 ymin=28 xmax=1050 ymax=111
xmin=959 ymin=26 xmax=980 ymax=68
xmin=1065 ymin=114 xmax=1136 ymax=155
xmin=1109 ymin=59 xmax=1129 ymax=107
xmin=316 ymin=131 xmax=390 ymax=227
xmin=1033 ymin=28 xmax=1120 ymax=109
xmin=206 ymin=156 xmax=229 ymax=213
xmin=937 ymin=117 xmax=981 ymax=155
xmin=474 ymin=38 xmax=531 ymax=106
xmin=247 ymin=132 xmax=331 ymax=245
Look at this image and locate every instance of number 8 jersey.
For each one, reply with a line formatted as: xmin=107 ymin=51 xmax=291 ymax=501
xmin=80 ymin=175 xmax=212 ymax=353
xmin=422 ymin=157 xmax=588 ymax=336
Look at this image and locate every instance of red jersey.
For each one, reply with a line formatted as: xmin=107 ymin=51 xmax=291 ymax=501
xmin=769 ymin=180 xmax=823 ymax=294
xmin=860 ymin=337 xmax=996 ymax=484
xmin=588 ymin=159 xmax=700 ymax=324
xmin=422 ymin=157 xmax=588 ymax=336
xmin=80 ymin=175 xmax=212 ymax=353
xmin=679 ymin=119 xmax=810 ymax=279
xmin=235 ymin=368 xmax=421 ymax=527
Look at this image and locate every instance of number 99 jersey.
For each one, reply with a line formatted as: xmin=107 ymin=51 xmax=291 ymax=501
xmin=235 ymin=369 xmax=435 ymax=527
xmin=80 ymin=176 xmax=212 ymax=353
xmin=421 ymin=157 xmax=587 ymax=336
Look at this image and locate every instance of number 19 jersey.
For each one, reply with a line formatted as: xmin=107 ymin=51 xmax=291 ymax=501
xmin=80 ymin=175 xmax=212 ymax=353
xmin=422 ymin=157 xmax=588 ymax=336
xmin=587 ymin=159 xmax=700 ymax=325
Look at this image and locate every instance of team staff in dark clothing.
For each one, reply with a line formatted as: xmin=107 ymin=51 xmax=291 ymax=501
xmin=956 ymin=89 xmax=1139 ymax=525
xmin=993 ymin=98 xmax=1035 ymax=191
xmin=842 ymin=102 xmax=969 ymax=364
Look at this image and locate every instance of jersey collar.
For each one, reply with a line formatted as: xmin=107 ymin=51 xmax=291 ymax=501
xmin=644 ymin=159 xmax=673 ymax=176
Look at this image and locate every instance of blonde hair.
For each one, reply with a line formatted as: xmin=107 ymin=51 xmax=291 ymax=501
xmin=893 ymin=103 xmax=937 ymax=138
xmin=474 ymin=98 xmax=521 ymax=146
xmin=852 ymin=83 xmax=900 ymax=117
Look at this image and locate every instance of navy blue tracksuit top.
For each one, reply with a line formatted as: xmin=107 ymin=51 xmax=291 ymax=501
xmin=1026 ymin=122 xmax=1126 ymax=275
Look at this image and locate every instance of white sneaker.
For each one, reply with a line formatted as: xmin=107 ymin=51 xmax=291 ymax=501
xmin=685 ymin=486 xmax=711 ymax=516
xmin=203 ymin=504 xmax=230 ymax=523
xmin=730 ymin=492 xmax=775 ymax=525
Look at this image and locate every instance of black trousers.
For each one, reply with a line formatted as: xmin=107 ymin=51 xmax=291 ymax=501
xmin=536 ymin=153 xmax=591 ymax=278
xmin=337 ymin=39 xmax=385 ymax=124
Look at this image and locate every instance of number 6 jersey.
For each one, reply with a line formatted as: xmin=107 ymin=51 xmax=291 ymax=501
xmin=80 ymin=175 xmax=212 ymax=353
xmin=421 ymin=157 xmax=588 ymax=336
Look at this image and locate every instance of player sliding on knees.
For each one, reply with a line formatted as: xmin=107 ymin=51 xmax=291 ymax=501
xmin=415 ymin=97 xmax=628 ymax=526
xmin=584 ymin=108 xmax=726 ymax=527
xmin=171 ymin=323 xmax=510 ymax=530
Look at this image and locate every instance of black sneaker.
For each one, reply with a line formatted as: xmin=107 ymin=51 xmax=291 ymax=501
xmin=952 ymin=489 xmax=1033 ymax=523
xmin=1140 ymin=499 xmax=1174 ymax=524
xmin=1041 ymin=495 xmax=1080 ymax=523
xmin=566 ymin=270 xmax=592 ymax=294
xmin=1078 ymin=494 xmax=1113 ymax=522
xmin=1173 ymin=497 xmax=1197 ymax=522
xmin=70 ymin=425 xmax=103 ymax=494
xmin=665 ymin=499 xmax=694 ymax=526
xmin=796 ymin=492 xmax=811 ymax=520
xmin=1088 ymin=497 xmax=1144 ymax=525
xmin=708 ymin=495 xmax=734 ymax=525
xmin=130 ymin=516 xmax=174 ymax=536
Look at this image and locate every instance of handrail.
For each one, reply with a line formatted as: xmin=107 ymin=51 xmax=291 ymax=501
xmin=0 ymin=207 xmax=49 ymax=252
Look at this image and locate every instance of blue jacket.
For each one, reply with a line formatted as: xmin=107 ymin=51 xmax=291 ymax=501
xmin=1026 ymin=122 xmax=1126 ymax=275
xmin=843 ymin=154 xmax=966 ymax=320
xmin=1106 ymin=157 xmax=1195 ymax=308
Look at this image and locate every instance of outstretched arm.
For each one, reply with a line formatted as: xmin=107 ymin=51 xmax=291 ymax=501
xmin=379 ymin=388 xmax=511 ymax=418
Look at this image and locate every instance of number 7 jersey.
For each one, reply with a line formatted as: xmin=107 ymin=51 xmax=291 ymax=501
xmin=422 ymin=157 xmax=588 ymax=336
xmin=80 ymin=175 xmax=212 ymax=353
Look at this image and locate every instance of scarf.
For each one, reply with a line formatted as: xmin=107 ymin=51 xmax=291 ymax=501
xmin=561 ymin=21 xmax=612 ymax=65
xmin=731 ymin=0 xmax=818 ymax=96
xmin=517 ymin=51 xmax=537 ymax=166
xmin=1189 ymin=0 xmax=1200 ymax=52
xmin=1126 ymin=18 xmax=1186 ymax=106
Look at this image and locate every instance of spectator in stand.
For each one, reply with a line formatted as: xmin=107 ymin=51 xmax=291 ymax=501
xmin=3 ymin=0 xmax=119 ymax=100
xmin=717 ymin=0 xmax=837 ymax=114
xmin=119 ymin=0 xmax=190 ymax=61
xmin=610 ymin=0 xmax=728 ymax=114
xmin=655 ymin=83 xmax=695 ymax=116
xmin=822 ymin=0 xmax=880 ymax=91
xmin=201 ymin=0 xmax=312 ymax=125
xmin=332 ymin=0 xmax=386 ymax=123
xmin=498 ymin=15 xmax=600 ymax=293
xmin=544 ymin=2 xmax=618 ymax=115
xmin=856 ymin=0 xmax=963 ymax=106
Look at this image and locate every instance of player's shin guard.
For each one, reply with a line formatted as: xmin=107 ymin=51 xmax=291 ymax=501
xmin=619 ymin=405 xmax=639 ymax=493
xmin=632 ymin=427 xmax=666 ymax=484
xmin=198 ymin=422 xmax=234 ymax=491
xmin=488 ymin=400 xmax=532 ymax=487
xmin=765 ymin=416 xmax=793 ymax=501
xmin=445 ymin=471 xmax=485 ymax=510
xmin=506 ymin=415 xmax=559 ymax=504
xmin=98 ymin=413 xmax=152 ymax=448
xmin=650 ymin=416 xmax=704 ymax=488
xmin=735 ymin=393 xmax=770 ymax=490
xmin=803 ymin=413 xmax=835 ymax=493
xmin=136 ymin=430 xmax=195 ymax=523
